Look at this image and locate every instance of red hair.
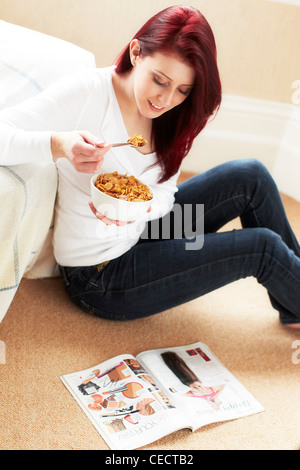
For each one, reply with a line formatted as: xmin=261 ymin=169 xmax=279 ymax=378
xmin=114 ymin=6 xmax=222 ymax=182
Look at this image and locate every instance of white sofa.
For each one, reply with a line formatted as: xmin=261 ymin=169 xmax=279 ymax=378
xmin=0 ymin=20 xmax=96 ymax=322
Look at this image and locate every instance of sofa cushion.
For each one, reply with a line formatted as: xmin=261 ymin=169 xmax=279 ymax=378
xmin=0 ymin=20 xmax=96 ymax=108
xmin=0 ymin=20 xmax=96 ymax=322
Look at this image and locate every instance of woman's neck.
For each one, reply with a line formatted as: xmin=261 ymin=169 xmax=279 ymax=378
xmin=112 ymin=70 xmax=137 ymax=116
xmin=112 ymin=70 xmax=154 ymax=153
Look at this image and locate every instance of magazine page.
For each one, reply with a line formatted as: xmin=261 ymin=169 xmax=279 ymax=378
xmin=60 ymin=354 xmax=189 ymax=450
xmin=137 ymin=342 xmax=264 ymax=430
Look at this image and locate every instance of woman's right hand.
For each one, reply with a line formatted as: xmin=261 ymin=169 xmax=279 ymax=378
xmin=51 ymin=130 xmax=112 ymax=173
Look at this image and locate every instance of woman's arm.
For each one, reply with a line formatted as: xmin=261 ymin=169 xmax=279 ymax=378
xmin=0 ymin=70 xmax=110 ymax=169
xmin=146 ymin=170 xmax=180 ymax=221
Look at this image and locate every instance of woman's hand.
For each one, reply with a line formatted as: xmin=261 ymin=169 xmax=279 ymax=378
xmin=88 ymin=201 xmax=152 ymax=226
xmin=51 ymin=130 xmax=112 ymax=173
xmin=88 ymin=201 xmax=129 ymax=226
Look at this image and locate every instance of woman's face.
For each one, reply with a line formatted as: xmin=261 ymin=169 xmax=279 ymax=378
xmin=130 ymin=43 xmax=195 ymax=119
xmin=189 ymin=381 xmax=205 ymax=392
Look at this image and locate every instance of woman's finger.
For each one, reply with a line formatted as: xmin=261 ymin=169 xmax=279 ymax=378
xmin=88 ymin=201 xmax=129 ymax=226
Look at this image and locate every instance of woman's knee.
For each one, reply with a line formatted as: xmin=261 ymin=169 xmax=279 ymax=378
xmin=253 ymin=227 xmax=286 ymax=277
xmin=229 ymin=159 xmax=278 ymax=203
xmin=260 ymin=226 xmax=281 ymax=242
xmin=234 ymin=158 xmax=271 ymax=184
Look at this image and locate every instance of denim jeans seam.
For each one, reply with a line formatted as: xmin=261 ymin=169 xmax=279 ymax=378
xmin=104 ymin=252 xmax=266 ymax=294
xmin=70 ymin=287 xmax=105 ymax=298
xmin=260 ymin=252 xmax=299 ymax=284
xmin=79 ymin=299 xmax=129 ymax=320
xmin=204 ymin=193 xmax=261 ymax=227
xmin=203 ymin=193 xmax=246 ymax=216
xmin=248 ymin=201 xmax=260 ymax=226
xmin=101 ymin=270 xmax=106 ymax=291
xmin=77 ymin=268 xmax=106 ymax=293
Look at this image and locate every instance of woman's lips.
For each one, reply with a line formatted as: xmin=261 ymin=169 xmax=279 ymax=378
xmin=148 ymin=99 xmax=164 ymax=113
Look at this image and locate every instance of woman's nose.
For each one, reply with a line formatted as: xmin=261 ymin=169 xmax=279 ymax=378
xmin=157 ymin=88 xmax=175 ymax=107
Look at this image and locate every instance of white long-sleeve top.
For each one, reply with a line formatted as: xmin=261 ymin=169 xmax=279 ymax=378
xmin=0 ymin=66 xmax=178 ymax=266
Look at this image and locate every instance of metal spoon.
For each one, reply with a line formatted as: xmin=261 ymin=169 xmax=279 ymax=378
xmin=111 ymin=142 xmax=135 ymax=148
xmin=95 ymin=138 xmax=147 ymax=149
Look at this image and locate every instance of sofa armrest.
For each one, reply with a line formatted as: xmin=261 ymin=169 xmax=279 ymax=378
xmin=0 ymin=163 xmax=57 ymax=322
xmin=0 ymin=20 xmax=96 ymax=321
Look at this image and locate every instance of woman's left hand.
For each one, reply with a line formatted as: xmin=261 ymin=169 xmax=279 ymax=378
xmin=88 ymin=201 xmax=129 ymax=226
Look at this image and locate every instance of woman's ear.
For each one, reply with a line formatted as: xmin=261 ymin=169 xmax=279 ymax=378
xmin=129 ymin=39 xmax=141 ymax=66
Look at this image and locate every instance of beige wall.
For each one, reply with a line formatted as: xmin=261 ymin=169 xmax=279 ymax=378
xmin=1 ymin=0 xmax=299 ymax=104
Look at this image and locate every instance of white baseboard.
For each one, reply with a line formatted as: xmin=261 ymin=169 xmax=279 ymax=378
xmin=272 ymin=106 xmax=300 ymax=201
xmin=182 ymin=94 xmax=300 ymax=201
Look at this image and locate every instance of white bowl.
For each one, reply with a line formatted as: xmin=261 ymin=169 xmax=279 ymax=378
xmin=91 ymin=174 xmax=152 ymax=222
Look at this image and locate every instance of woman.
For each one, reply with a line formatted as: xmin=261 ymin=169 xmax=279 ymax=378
xmin=161 ymin=351 xmax=225 ymax=406
xmin=0 ymin=6 xmax=299 ymax=326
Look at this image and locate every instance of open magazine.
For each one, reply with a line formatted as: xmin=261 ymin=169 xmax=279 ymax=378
xmin=60 ymin=342 xmax=264 ymax=450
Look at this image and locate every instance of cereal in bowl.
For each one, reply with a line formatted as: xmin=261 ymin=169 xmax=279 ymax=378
xmin=94 ymin=171 xmax=153 ymax=202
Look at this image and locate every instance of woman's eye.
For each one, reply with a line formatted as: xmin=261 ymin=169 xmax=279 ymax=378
xmin=178 ymin=88 xmax=190 ymax=96
xmin=153 ymin=75 xmax=168 ymax=87
xmin=153 ymin=75 xmax=191 ymax=96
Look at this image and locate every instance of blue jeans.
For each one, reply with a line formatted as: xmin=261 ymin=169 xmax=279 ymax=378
xmin=59 ymin=159 xmax=300 ymax=324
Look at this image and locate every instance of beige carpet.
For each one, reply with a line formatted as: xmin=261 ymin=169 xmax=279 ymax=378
xmin=0 ymin=176 xmax=299 ymax=450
